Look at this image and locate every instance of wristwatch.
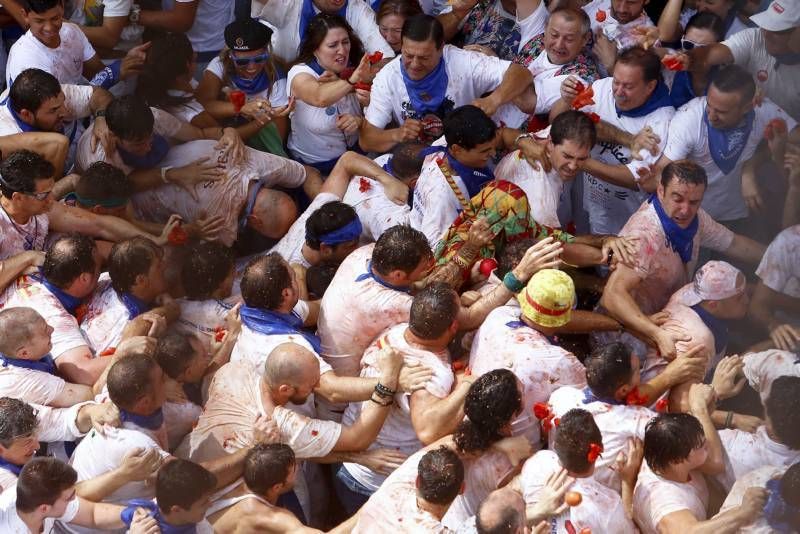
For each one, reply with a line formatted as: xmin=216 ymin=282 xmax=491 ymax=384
xmin=129 ymin=4 xmax=141 ymax=24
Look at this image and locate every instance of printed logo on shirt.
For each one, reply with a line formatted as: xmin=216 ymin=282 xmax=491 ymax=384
xmin=596 ymin=141 xmax=630 ymax=165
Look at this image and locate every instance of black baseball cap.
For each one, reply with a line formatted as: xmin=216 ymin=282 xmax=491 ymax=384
xmin=224 ymin=18 xmax=273 ymax=52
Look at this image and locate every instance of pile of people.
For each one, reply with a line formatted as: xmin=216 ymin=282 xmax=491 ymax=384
xmin=0 ymin=0 xmax=798 ymax=531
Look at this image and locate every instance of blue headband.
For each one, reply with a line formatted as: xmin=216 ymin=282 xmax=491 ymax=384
xmin=309 ymin=216 xmax=362 ymax=246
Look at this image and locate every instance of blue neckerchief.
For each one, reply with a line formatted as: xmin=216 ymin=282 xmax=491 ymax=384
xmin=582 ymin=386 xmax=625 ymax=405
xmin=400 ymin=56 xmax=449 ymax=116
xmin=121 ymin=499 xmax=197 ymax=534
xmin=616 ymin=80 xmax=674 ymax=118
xmin=371 ymin=0 xmax=381 ymax=10
xmin=310 ymin=217 xmax=363 ymax=245
xmin=119 ymin=408 xmax=164 ymax=431
xmin=691 ymin=304 xmax=729 ymax=356
xmin=445 ymin=151 xmax=494 ymax=198
xmin=355 ymin=261 xmax=411 ymax=294
xmin=5 ymin=99 xmax=36 ymax=132
xmin=0 ymin=353 xmax=56 ymax=375
xmin=231 ymin=70 xmax=270 ymax=95
xmin=774 ymin=52 xmax=800 ymax=69
xmin=299 ymin=0 xmax=347 ymax=44
xmin=764 ymin=478 xmax=800 ymax=533
xmin=119 ymin=292 xmax=152 ymax=320
xmin=308 ymin=58 xmax=325 ymax=76
xmin=117 ymin=134 xmax=170 ymax=169
xmin=704 ymin=107 xmax=754 ymax=175
xmin=0 ymin=457 xmax=23 ymax=476
xmin=669 ymin=71 xmax=695 ymax=109
xmin=239 ymin=305 xmax=322 ymax=353
xmin=35 ymin=273 xmax=83 ymax=317
xmin=239 ymin=179 xmax=268 ymax=231
xmin=505 ymin=320 xmax=527 ymax=329
xmin=648 ymin=194 xmax=698 ymax=264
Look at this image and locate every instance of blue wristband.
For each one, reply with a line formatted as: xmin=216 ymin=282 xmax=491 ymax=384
xmin=90 ymin=60 xmax=121 ymax=89
xmin=503 ymin=271 xmax=525 ymax=293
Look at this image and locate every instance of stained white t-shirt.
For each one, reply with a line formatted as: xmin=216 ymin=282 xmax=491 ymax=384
xmin=6 ymin=23 xmax=95 ymax=86
xmin=663 ymin=97 xmax=796 ymax=221
xmin=742 ymin=349 xmax=800 ymax=403
xmin=580 ymin=76 xmax=674 ymax=235
xmin=718 ymin=465 xmax=784 ymax=533
xmin=174 ymin=297 xmax=238 ymax=356
xmin=583 ymin=0 xmax=655 ymax=50
xmin=0 ymin=364 xmax=66 ymax=406
xmin=718 ymin=425 xmax=800 ymax=491
xmin=633 ymin=462 xmax=709 ymax=534
xmin=257 ymin=0 xmax=394 ymax=64
xmin=79 ymin=275 xmax=131 ymax=355
xmin=205 ymin=57 xmax=288 ymax=108
xmin=287 ymin=64 xmax=362 ymax=164
xmin=755 ymin=225 xmax=800 ymax=299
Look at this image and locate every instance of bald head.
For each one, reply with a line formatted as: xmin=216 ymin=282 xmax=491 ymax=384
xmin=475 ymin=487 xmax=525 ymax=534
xmin=263 ymin=343 xmax=319 ymax=388
xmin=0 ymin=308 xmax=43 ymax=354
xmin=251 ymin=189 xmax=298 ymax=240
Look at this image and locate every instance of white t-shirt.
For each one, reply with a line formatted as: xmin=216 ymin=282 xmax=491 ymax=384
xmin=0 ymin=211 xmax=49 ymax=262
xmin=548 ymin=385 xmax=655 ymax=492
xmin=663 ymin=97 xmax=796 ymax=221
xmin=718 ymin=465 xmax=784 ymax=534
xmin=617 ymin=200 xmax=735 ymax=315
xmin=0 ymin=364 xmax=66 ymax=406
xmin=342 ymin=154 xmax=411 ymax=242
xmin=494 ymin=147 xmax=565 ymax=228
xmin=580 ymin=77 xmax=674 ymax=235
xmin=354 ymin=448 xmax=452 ymax=534
xmin=6 ymin=23 xmax=95 ymax=86
xmin=633 ymin=462 xmax=709 ymax=534
xmin=583 ymin=0 xmax=655 ymax=50
xmin=469 ymin=305 xmax=587 ymax=446
xmin=442 ymin=451 xmax=515 ymax=530
xmin=287 ymin=64 xmax=362 ymax=164
xmin=79 ymin=275 xmax=132 ymax=356
xmin=6 ymin=282 xmax=90 ymax=359
xmin=756 ymin=225 xmax=800 ymax=299
xmin=0 ymin=484 xmax=79 ymax=534
xmin=174 ymin=297 xmax=238 ymax=356
xmin=743 ymin=349 xmax=800 ymax=403
xmin=718 ymin=425 xmax=800 ymax=491
xmin=161 ymin=0 xmax=234 ymax=53
xmin=131 ymin=140 xmax=307 ymax=247
xmin=724 ymin=27 xmax=800 ymax=121
xmin=365 ymin=45 xmax=510 ymax=129
xmin=205 ymin=57 xmax=289 ymax=108
xmin=270 ymin=192 xmax=340 ymax=268
xmin=517 ymin=0 xmax=549 ymax=47
xmin=342 ymin=323 xmax=454 ymax=491
xmin=519 ymin=450 xmax=636 ymax=534
xmin=257 ymin=0 xmax=394 ymax=64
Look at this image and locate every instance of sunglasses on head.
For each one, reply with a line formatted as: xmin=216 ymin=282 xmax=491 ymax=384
xmin=230 ymin=52 xmax=269 ymax=66
xmin=680 ymin=38 xmax=707 ymax=51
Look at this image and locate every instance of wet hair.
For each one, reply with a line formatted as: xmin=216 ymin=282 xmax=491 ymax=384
xmin=306 ymin=260 xmax=340 ymax=300
xmin=0 ymin=307 xmax=43 ymax=355
xmin=554 ymin=409 xmax=603 ymax=473
xmin=390 ymin=142 xmax=427 ymax=181
xmin=765 ymin=376 xmax=800 ymax=450
xmin=16 ymin=458 xmax=77 ymax=514
xmin=305 ymin=202 xmax=359 ymax=251
xmin=107 ymin=353 xmax=159 ymax=411
xmin=154 ymin=332 xmax=197 ymax=380
xmin=19 ymin=0 xmax=61 ymax=14
xmin=156 ymin=459 xmax=217 ymax=513
xmin=781 ymin=462 xmax=800 ymax=507
xmin=643 ymin=413 xmax=705 ymax=473
xmin=409 ymin=282 xmax=458 ymax=339
xmin=244 ymin=443 xmax=296 ymax=495
xmin=497 ymin=238 xmax=536 ymax=278
xmin=8 ymin=69 xmax=61 ymax=115
xmin=75 ymin=162 xmax=133 ymax=207
xmin=402 ymin=13 xmax=444 ymax=48
xmin=135 ymin=32 xmax=195 ymax=110
xmin=417 ymin=446 xmax=464 ymax=505
xmin=181 ymin=242 xmax=234 ymax=300
xmin=660 ymin=159 xmax=708 ymax=189
xmin=710 ymin=64 xmax=756 ymax=104
xmin=550 ymin=109 xmax=597 ymax=149
xmin=295 ymin=13 xmax=364 ymax=68
xmin=42 ymin=233 xmax=97 ymax=289
xmin=107 ymin=237 xmax=162 ymax=294
xmin=454 ymin=369 xmax=522 ymax=453
xmin=584 ymin=342 xmax=634 ymax=400
xmin=685 ymin=11 xmax=725 ymax=42
xmin=377 ymin=0 xmax=422 ymax=25
xmin=615 ymin=46 xmax=662 ymax=84
xmin=0 ymin=150 xmax=54 ymax=198
xmin=371 ymin=225 xmax=432 ymax=276
xmin=444 ymin=105 xmax=497 ymax=151
xmin=240 ymin=252 xmax=292 ymax=310
xmin=548 ymin=6 xmax=591 ymax=36
xmin=105 ymin=95 xmax=155 ymax=141
xmin=0 ymin=397 xmax=38 ymax=448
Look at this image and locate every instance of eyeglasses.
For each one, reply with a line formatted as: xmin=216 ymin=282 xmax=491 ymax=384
xmin=24 ymin=190 xmax=52 ymax=201
xmin=680 ymin=38 xmax=707 ymax=51
xmin=230 ymin=52 xmax=270 ymax=66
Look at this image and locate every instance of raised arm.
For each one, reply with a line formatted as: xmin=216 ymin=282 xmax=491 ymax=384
xmin=139 ymin=0 xmax=199 ymax=33
xmin=656 ymin=0 xmax=685 ymax=43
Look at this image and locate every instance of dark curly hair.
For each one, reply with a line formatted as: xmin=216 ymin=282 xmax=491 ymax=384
xmin=454 ymin=369 xmax=522 ymax=453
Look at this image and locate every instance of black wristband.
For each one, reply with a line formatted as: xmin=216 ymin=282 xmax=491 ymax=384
xmin=375 ymin=383 xmax=396 ymax=398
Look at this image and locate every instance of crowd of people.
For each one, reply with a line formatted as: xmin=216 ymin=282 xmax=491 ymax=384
xmin=0 ymin=0 xmax=797 ymax=531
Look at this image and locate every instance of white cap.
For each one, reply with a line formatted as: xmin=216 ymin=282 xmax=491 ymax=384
xmin=673 ymin=261 xmax=745 ymax=306
xmin=750 ymin=0 xmax=800 ymax=32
